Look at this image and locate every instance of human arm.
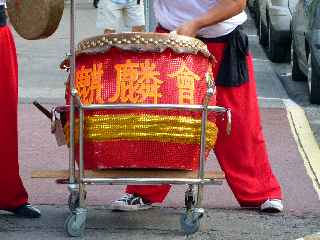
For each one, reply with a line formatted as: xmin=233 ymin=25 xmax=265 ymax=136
xmin=175 ymin=0 xmax=246 ymax=37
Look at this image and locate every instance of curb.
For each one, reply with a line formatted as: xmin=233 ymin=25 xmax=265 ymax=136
xmin=296 ymin=232 xmax=320 ymax=240
xmin=285 ymin=99 xmax=320 ymax=240
xmin=284 ymin=99 xmax=320 ymax=198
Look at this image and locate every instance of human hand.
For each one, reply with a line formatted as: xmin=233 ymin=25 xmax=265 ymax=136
xmin=175 ymin=21 xmax=201 ymax=37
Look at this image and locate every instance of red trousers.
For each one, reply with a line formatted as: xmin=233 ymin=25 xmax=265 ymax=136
xmin=0 ymin=25 xmax=28 ymax=210
xmin=125 ymin=29 xmax=282 ymax=207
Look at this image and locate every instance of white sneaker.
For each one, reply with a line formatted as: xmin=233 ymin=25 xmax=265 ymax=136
xmin=110 ymin=194 xmax=152 ymax=211
xmin=260 ymin=199 xmax=283 ymax=213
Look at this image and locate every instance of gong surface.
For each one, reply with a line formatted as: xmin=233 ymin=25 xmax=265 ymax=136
xmin=7 ymin=0 xmax=64 ymax=40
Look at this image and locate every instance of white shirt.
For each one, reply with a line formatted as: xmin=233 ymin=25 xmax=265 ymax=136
xmin=0 ymin=0 xmax=5 ymax=6
xmin=153 ymin=0 xmax=247 ymax=38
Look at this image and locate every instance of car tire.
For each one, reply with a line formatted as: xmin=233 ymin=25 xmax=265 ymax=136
xmin=253 ymin=1 xmax=259 ymax=26
xmin=292 ymin=50 xmax=307 ymax=82
xmin=258 ymin=15 xmax=268 ymax=46
xmin=308 ymin=53 xmax=320 ymax=104
xmin=267 ymin=21 xmax=291 ymax=63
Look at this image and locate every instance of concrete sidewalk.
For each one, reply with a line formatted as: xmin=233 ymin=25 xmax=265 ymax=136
xmin=297 ymin=233 xmax=320 ymax=240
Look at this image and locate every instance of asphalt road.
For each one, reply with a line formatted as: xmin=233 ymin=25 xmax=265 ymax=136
xmin=0 ymin=1 xmax=320 ymax=239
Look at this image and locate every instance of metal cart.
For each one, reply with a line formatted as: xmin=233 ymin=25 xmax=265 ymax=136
xmin=35 ymin=0 xmax=232 ymax=237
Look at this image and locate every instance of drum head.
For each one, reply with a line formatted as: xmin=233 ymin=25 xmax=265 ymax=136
xmin=7 ymin=0 xmax=64 ymax=40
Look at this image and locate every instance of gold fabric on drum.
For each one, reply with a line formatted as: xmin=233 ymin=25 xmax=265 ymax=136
xmin=64 ymin=113 xmax=218 ymax=147
xmin=7 ymin=0 xmax=64 ymax=40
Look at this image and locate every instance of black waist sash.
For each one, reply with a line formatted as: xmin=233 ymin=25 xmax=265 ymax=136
xmin=0 ymin=5 xmax=6 ymax=27
xmin=199 ymin=26 xmax=249 ymax=87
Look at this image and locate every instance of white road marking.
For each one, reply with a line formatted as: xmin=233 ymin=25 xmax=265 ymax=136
xmin=253 ymin=58 xmax=270 ymax=62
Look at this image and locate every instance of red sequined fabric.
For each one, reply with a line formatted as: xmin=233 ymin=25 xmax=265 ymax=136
xmin=65 ymin=47 xmax=217 ymax=170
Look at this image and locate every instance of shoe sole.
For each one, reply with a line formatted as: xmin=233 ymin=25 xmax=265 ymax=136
xmin=260 ymin=207 xmax=282 ymax=213
xmin=110 ymin=204 xmax=152 ymax=212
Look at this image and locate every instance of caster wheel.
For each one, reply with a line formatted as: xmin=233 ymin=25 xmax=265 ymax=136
xmin=180 ymin=212 xmax=200 ymax=235
xmin=68 ymin=192 xmax=80 ymax=212
xmin=64 ymin=214 xmax=86 ymax=237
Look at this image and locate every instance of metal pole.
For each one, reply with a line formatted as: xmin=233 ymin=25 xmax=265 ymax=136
xmin=69 ymin=0 xmax=76 ymax=184
xmin=81 ymin=178 xmax=222 ymax=185
xmin=79 ymin=107 xmax=86 ymax=208
xmin=196 ymin=97 xmax=209 ymax=208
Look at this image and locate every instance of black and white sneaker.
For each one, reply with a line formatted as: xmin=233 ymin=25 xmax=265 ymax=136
xmin=110 ymin=194 xmax=152 ymax=211
xmin=260 ymin=199 xmax=283 ymax=213
xmin=10 ymin=203 xmax=41 ymax=218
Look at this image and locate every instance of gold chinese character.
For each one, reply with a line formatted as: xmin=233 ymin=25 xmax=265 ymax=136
xmin=168 ymin=63 xmax=200 ymax=104
xmin=109 ymin=59 xmax=163 ymax=104
xmin=90 ymin=63 xmax=104 ymax=103
xmin=137 ymin=60 xmax=162 ymax=103
xmin=76 ymin=63 xmax=104 ymax=104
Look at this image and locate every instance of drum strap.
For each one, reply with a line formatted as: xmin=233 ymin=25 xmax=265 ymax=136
xmin=0 ymin=5 xmax=6 ymax=27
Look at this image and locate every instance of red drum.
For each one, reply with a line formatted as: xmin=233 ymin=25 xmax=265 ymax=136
xmin=65 ymin=33 xmax=218 ymax=170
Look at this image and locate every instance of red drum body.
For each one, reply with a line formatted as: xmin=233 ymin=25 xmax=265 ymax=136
xmin=65 ymin=33 xmax=218 ymax=170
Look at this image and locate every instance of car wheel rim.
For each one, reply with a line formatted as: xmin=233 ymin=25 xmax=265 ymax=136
xmin=307 ymin=54 xmax=312 ymax=94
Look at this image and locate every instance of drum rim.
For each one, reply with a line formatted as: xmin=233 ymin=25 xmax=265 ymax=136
xmin=76 ymin=32 xmax=213 ymax=59
xmin=60 ymin=32 xmax=216 ymax=70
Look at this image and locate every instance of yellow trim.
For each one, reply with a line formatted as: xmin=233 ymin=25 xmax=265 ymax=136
xmin=65 ymin=113 xmax=218 ymax=147
xmin=285 ymin=100 xmax=320 ymax=197
xmin=295 ymin=232 xmax=320 ymax=240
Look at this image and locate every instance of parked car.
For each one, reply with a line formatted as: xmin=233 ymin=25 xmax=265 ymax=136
xmin=291 ymin=0 xmax=320 ymax=104
xmin=257 ymin=0 xmax=297 ymax=62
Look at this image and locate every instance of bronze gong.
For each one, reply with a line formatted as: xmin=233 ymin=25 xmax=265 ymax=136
xmin=7 ymin=0 xmax=64 ymax=40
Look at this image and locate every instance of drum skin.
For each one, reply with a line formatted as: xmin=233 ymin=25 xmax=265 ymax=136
xmin=64 ymin=33 xmax=218 ymax=170
xmin=7 ymin=0 xmax=64 ymax=40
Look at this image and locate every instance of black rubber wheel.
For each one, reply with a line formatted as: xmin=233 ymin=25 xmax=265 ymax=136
xmin=308 ymin=53 xmax=320 ymax=104
xmin=267 ymin=21 xmax=291 ymax=62
xmin=258 ymin=15 xmax=268 ymax=46
xmin=180 ymin=213 xmax=200 ymax=235
xmin=292 ymin=50 xmax=307 ymax=82
xmin=253 ymin=0 xmax=259 ymax=26
xmin=65 ymin=214 xmax=86 ymax=237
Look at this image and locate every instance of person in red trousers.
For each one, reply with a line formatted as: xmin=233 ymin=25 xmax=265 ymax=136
xmin=110 ymin=0 xmax=283 ymax=213
xmin=0 ymin=1 xmax=41 ymax=218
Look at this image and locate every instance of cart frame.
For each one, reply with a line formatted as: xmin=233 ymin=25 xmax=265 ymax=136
xmin=60 ymin=0 xmax=231 ymax=236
